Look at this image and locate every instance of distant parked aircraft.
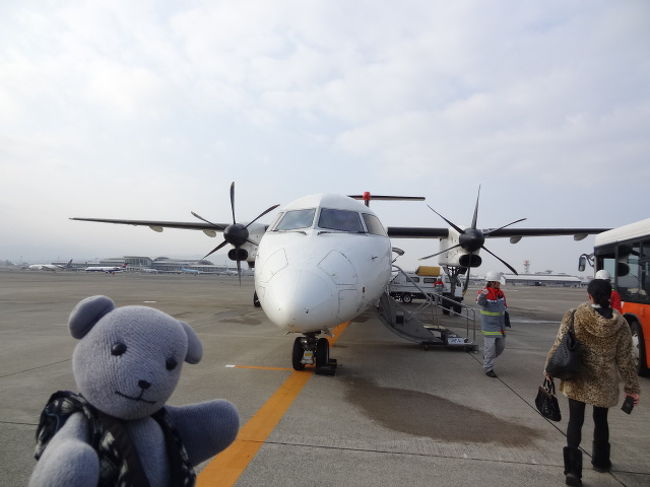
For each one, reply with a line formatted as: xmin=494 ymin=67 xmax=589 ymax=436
xmin=84 ymin=263 xmax=128 ymax=274
xmin=27 ymin=259 xmax=73 ymax=271
xmin=139 ymin=268 xmax=159 ymax=274
xmin=180 ymin=268 xmax=202 ymax=275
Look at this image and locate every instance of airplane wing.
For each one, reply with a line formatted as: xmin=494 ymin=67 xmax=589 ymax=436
xmin=387 ymin=226 xmax=609 ymax=240
xmin=70 ymin=217 xmax=229 ymax=232
xmin=387 ymin=227 xmax=450 ymax=238
xmin=75 ymin=218 xmax=607 ymax=240
xmin=481 ymin=227 xmax=609 ymax=240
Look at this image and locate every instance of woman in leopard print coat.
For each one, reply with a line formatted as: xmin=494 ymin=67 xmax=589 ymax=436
xmin=544 ymin=279 xmax=640 ymax=487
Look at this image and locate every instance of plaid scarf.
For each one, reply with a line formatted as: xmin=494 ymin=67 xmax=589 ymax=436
xmin=35 ymin=391 xmax=196 ymax=487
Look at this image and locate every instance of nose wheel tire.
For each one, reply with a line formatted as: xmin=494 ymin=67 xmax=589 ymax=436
xmin=315 ymin=338 xmax=329 ymax=368
xmin=292 ymin=337 xmax=306 ymax=371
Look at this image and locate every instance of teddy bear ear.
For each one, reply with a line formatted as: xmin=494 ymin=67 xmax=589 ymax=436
xmin=180 ymin=321 xmax=203 ymax=364
xmin=69 ymin=295 xmax=115 ymax=339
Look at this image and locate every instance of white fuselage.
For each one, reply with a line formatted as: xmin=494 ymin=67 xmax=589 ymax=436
xmin=84 ymin=266 xmax=125 ymax=273
xmin=254 ymin=194 xmax=392 ymax=334
xmin=27 ymin=264 xmax=58 ymax=271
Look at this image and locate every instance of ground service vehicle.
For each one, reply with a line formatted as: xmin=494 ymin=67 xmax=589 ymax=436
xmin=389 ymin=266 xmax=463 ymax=312
xmin=580 ymin=218 xmax=650 ymax=376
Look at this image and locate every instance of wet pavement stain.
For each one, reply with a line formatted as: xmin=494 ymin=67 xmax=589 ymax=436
xmin=344 ymin=377 xmax=542 ymax=446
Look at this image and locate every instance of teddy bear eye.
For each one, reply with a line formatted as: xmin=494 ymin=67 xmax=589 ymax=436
xmin=111 ymin=342 xmax=127 ymax=356
xmin=166 ymin=357 xmax=178 ymax=371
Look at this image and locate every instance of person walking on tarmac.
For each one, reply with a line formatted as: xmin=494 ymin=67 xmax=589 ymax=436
xmin=595 ymin=269 xmax=622 ymax=313
xmin=544 ymin=279 xmax=640 ymax=487
xmin=476 ymin=271 xmax=507 ymax=378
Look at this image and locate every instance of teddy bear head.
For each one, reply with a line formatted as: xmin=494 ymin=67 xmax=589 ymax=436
xmin=68 ymin=295 xmax=202 ymax=420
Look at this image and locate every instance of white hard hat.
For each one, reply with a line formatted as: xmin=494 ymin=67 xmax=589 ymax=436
xmin=595 ymin=269 xmax=611 ymax=281
xmin=485 ymin=270 xmax=500 ymax=282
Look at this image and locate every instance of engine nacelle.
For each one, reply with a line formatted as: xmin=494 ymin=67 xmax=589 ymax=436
xmin=228 ymin=248 xmax=249 ymax=261
xmin=436 ymin=228 xmax=483 ymax=268
xmin=459 ymin=254 xmax=482 ymax=268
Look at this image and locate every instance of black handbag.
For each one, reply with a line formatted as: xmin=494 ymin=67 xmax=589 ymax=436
xmin=546 ymin=310 xmax=583 ymax=380
xmin=535 ymin=378 xmax=561 ymax=421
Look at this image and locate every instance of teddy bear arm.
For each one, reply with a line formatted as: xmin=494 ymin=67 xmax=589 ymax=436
xmin=166 ymin=400 xmax=239 ymax=465
xmin=29 ymin=412 xmax=100 ymax=487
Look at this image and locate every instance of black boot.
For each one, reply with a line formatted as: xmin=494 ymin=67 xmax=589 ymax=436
xmin=563 ymin=447 xmax=583 ymax=486
xmin=592 ymin=441 xmax=611 ymax=473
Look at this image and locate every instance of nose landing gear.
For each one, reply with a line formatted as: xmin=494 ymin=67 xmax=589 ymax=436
xmin=292 ymin=333 xmax=337 ymax=375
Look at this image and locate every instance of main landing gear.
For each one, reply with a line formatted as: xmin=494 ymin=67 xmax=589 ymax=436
xmin=292 ymin=333 xmax=337 ymax=376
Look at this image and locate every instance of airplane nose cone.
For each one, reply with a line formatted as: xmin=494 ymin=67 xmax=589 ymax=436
xmin=262 ymin=269 xmax=336 ymax=332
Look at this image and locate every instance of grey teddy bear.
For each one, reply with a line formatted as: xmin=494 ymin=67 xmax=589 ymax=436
xmin=30 ymin=295 xmax=239 ymax=487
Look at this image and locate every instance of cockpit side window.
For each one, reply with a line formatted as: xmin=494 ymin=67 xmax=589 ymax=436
xmin=275 ymin=209 xmax=316 ymax=230
xmin=362 ymin=213 xmax=387 ymax=236
xmin=318 ymin=208 xmax=364 ymax=233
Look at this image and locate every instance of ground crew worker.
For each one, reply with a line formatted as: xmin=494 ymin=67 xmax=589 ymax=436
xmin=477 ymin=271 xmax=507 ymax=378
xmin=594 ymin=269 xmax=622 ymax=313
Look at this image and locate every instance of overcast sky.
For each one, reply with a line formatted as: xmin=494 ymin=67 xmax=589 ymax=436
xmin=1 ymin=1 xmax=648 ymax=275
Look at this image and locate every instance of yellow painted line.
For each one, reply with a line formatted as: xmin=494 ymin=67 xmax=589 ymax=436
xmin=327 ymin=320 xmax=350 ymax=346
xmin=197 ymin=321 xmax=351 ymax=487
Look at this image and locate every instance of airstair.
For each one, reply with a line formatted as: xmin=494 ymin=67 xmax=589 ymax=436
xmin=377 ymin=265 xmax=478 ymax=351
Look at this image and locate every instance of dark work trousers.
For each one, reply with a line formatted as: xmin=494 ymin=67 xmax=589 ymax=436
xmin=566 ymin=398 xmax=609 ymax=448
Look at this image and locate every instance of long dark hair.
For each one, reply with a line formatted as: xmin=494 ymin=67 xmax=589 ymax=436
xmin=588 ymin=279 xmax=612 ymax=308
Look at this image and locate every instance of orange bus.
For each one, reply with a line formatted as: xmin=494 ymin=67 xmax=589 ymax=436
xmin=580 ymin=218 xmax=650 ymax=376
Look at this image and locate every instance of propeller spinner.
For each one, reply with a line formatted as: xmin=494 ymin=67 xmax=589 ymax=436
xmin=192 ymin=182 xmax=279 ymax=283
xmin=419 ymin=186 xmax=523 ymax=291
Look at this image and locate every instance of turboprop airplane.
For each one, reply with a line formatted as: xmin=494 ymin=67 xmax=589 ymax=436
xmin=27 ymin=259 xmax=73 ymax=271
xmin=71 ymin=183 xmax=609 ymax=374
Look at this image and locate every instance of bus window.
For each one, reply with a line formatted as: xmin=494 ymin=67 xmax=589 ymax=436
xmin=596 ymin=253 xmax=616 ymax=282
xmin=641 ymin=239 xmax=650 ymax=300
xmin=618 ymin=242 xmax=642 ymax=302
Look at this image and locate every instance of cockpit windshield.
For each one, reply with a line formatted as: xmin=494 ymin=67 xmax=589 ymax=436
xmin=275 ymin=209 xmax=316 ymax=230
xmin=318 ymin=208 xmax=364 ymax=233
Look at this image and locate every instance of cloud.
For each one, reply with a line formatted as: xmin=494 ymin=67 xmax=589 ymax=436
xmin=0 ymin=1 xmax=648 ymax=269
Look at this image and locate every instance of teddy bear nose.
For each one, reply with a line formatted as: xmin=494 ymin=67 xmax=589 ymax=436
xmin=138 ymin=380 xmax=151 ymax=390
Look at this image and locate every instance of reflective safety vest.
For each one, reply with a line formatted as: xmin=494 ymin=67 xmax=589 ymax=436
xmin=476 ymin=287 xmax=507 ymax=335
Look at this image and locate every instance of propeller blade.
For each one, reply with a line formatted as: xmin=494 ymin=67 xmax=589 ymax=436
xmin=201 ymin=240 xmax=229 ymax=260
xmin=245 ymin=204 xmax=280 ymax=228
xmin=236 ymin=258 xmax=242 ymax=286
xmin=483 ymin=218 xmax=527 ymax=236
xmin=419 ymin=243 xmax=462 ymax=261
xmin=191 ymin=211 xmax=218 ymax=226
xmin=463 ymin=267 xmax=471 ymax=293
xmin=229 ymin=181 xmax=236 ymax=224
xmin=471 ymin=185 xmax=481 ymax=229
xmin=426 ymin=205 xmax=464 ymax=234
xmin=481 ymin=245 xmax=519 ymax=275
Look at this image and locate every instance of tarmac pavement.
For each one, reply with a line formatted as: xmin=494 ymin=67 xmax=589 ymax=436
xmin=0 ymin=270 xmax=648 ymax=486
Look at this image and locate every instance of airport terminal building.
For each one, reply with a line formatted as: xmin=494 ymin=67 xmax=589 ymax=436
xmin=502 ymin=273 xmax=582 ymax=287
xmin=53 ymin=256 xmax=230 ymax=273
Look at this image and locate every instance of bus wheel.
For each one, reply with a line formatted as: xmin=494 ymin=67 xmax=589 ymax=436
xmin=630 ymin=319 xmax=650 ymax=377
xmin=402 ymin=293 xmax=412 ymax=304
